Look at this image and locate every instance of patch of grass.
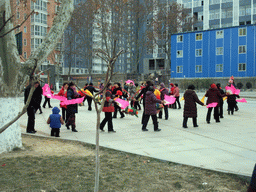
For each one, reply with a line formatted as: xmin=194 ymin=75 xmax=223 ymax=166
xmin=0 ymin=136 xmax=250 ymax=192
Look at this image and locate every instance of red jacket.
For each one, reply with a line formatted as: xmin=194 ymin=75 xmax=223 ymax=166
xmin=58 ymin=87 xmax=67 ymax=108
xmin=173 ymin=87 xmax=180 ymax=97
xmin=102 ymin=89 xmax=115 ymax=112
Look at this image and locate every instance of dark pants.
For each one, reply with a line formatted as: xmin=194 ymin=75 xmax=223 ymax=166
xmin=100 ymin=112 xmax=114 ymax=131
xmin=43 ymin=96 xmax=52 ymax=108
xmin=219 ymin=101 xmax=223 ymax=118
xmin=228 ymin=102 xmax=236 ymax=115
xmin=174 ymin=96 xmax=181 ymax=109
xmin=35 ymin=106 xmax=42 ymax=113
xmin=87 ymin=97 xmax=92 ymax=110
xmin=183 ymin=116 xmax=197 ymax=127
xmin=159 ymin=105 xmax=168 ymax=119
xmin=206 ymin=107 xmax=219 ymax=122
xmin=142 ymin=114 xmax=158 ymax=130
xmin=51 ymin=128 xmax=60 ymax=137
xmin=27 ymin=107 xmax=35 ymax=133
xmin=62 ymin=107 xmax=67 ymax=122
xmin=130 ymin=100 xmax=135 ymax=108
xmin=113 ymin=103 xmax=124 ymax=118
xmin=133 ymin=101 xmax=141 ymax=110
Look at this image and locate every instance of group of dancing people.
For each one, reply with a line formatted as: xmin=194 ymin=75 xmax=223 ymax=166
xmin=24 ymin=78 xmax=240 ymax=136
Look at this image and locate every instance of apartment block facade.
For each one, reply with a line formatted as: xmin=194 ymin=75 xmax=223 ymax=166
xmin=171 ymin=25 xmax=256 ymax=78
xmin=11 ymin=0 xmax=62 ymax=86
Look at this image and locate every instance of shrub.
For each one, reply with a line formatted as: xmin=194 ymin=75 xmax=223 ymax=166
xmin=236 ymin=82 xmax=243 ymax=89
xmin=246 ymin=82 xmax=252 ymax=89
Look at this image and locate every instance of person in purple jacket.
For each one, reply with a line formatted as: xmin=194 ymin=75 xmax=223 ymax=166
xmin=142 ymin=86 xmax=164 ymax=132
xmin=158 ymin=83 xmax=169 ymax=120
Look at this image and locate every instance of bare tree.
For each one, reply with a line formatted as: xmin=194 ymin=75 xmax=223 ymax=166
xmin=0 ymin=0 xmax=74 ymax=137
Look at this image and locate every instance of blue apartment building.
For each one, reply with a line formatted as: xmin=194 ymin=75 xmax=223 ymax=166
xmin=171 ymin=25 xmax=256 ymax=78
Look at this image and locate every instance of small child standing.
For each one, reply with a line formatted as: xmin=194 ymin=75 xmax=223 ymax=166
xmin=47 ymin=107 xmax=64 ymax=137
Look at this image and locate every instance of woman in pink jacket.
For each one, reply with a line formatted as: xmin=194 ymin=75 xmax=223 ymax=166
xmin=173 ymin=84 xmax=181 ymax=109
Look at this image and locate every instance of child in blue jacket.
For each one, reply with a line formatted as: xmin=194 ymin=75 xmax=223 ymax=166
xmin=47 ymin=107 xmax=64 ymax=137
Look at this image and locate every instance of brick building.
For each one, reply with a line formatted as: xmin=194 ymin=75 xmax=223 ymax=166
xmin=10 ymin=0 xmax=63 ymax=88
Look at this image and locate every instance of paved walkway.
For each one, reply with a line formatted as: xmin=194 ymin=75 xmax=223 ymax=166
xmin=19 ymin=92 xmax=256 ymax=177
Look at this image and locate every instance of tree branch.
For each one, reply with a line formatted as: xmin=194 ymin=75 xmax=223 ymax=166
xmin=0 ymin=10 xmax=34 ymax=38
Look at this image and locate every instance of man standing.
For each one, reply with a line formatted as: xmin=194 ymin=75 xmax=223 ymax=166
xmin=112 ymin=83 xmax=125 ymax=118
xmin=158 ymin=83 xmax=169 ymax=120
xmin=128 ymin=82 xmax=136 ymax=108
xmin=24 ymin=81 xmax=42 ymax=133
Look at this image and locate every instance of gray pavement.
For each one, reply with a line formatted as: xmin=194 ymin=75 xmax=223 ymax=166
xmin=19 ymin=92 xmax=256 ymax=177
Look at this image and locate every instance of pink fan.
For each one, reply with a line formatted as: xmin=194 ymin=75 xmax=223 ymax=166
xmin=236 ymin=98 xmax=247 ymax=103
xmin=207 ymin=102 xmax=218 ymax=108
xmin=62 ymin=97 xmax=85 ymax=105
xmin=115 ymin=98 xmax=129 ymax=109
xmin=225 ymin=84 xmax=240 ymax=95
xmin=126 ymin=80 xmax=135 ymax=85
xmin=164 ymin=95 xmax=176 ymax=105
xmin=43 ymin=84 xmax=84 ymax=105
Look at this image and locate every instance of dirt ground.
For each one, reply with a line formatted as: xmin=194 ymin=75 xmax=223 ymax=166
xmin=0 ymin=134 xmax=250 ymax=192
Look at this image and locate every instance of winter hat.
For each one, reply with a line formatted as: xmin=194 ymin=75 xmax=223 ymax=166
xmin=160 ymin=83 xmax=165 ymax=89
xmin=170 ymin=83 xmax=174 ymax=87
xmin=211 ymin=83 xmax=217 ymax=89
xmin=52 ymin=107 xmax=60 ymax=114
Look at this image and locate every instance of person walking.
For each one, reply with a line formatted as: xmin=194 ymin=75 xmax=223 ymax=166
xmin=100 ymin=83 xmax=116 ymax=133
xmin=158 ymin=83 xmax=169 ymax=120
xmin=216 ymin=83 xmax=225 ymax=118
xmin=85 ymin=82 xmax=99 ymax=111
xmin=24 ymin=81 xmax=42 ymax=133
xmin=142 ymin=86 xmax=164 ymax=131
xmin=173 ymin=84 xmax=181 ymax=109
xmin=128 ymin=82 xmax=136 ymax=108
xmin=226 ymin=90 xmax=240 ymax=115
xmin=205 ymin=83 xmax=224 ymax=124
xmin=183 ymin=85 xmax=205 ymax=128
xmin=35 ymin=83 xmax=43 ymax=114
xmin=133 ymin=83 xmax=141 ymax=110
xmin=136 ymin=81 xmax=153 ymax=124
xmin=57 ymin=82 xmax=68 ymax=122
xmin=112 ymin=83 xmax=125 ymax=118
xmin=66 ymin=82 xmax=79 ymax=132
xmin=42 ymin=88 xmax=53 ymax=108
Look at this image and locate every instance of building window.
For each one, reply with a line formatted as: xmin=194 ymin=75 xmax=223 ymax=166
xmin=216 ymin=64 xmax=223 ymax=72
xmin=196 ymin=33 xmax=202 ymax=41
xmin=195 ymin=65 xmax=202 ymax=73
xmin=209 ymin=9 xmax=220 ymax=20
xmin=177 ymin=35 xmax=183 ymax=42
xmin=216 ymin=47 xmax=223 ymax=55
xmin=177 ymin=66 xmax=183 ymax=73
xmin=17 ymin=12 xmax=20 ymax=19
xmin=238 ymin=63 xmax=246 ymax=71
xmin=216 ymin=30 xmax=223 ymax=39
xmin=81 ymin=69 xmax=83 ymax=73
xmin=177 ymin=50 xmax=183 ymax=58
xmin=24 ymin=13 xmax=27 ymax=20
xmin=149 ymin=59 xmax=155 ymax=70
xmin=239 ymin=45 xmax=246 ymax=54
xmin=76 ymin=69 xmax=79 ymax=73
xmin=24 ymin=52 xmax=27 ymax=59
xmin=16 ymin=0 xmax=20 ymax=5
xmin=71 ymin=69 xmax=75 ymax=73
xmin=24 ymin=38 xmax=27 ymax=46
xmin=239 ymin=28 xmax=246 ymax=36
xmin=240 ymin=6 xmax=246 ymax=16
xmin=196 ymin=49 xmax=202 ymax=57
xmin=24 ymin=26 xmax=27 ymax=33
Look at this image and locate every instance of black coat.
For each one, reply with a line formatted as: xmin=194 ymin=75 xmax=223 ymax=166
xmin=85 ymin=86 xmax=98 ymax=95
xmin=24 ymin=84 xmax=42 ymax=109
xmin=183 ymin=89 xmax=204 ymax=117
xmin=67 ymin=88 xmax=78 ymax=114
xmin=136 ymin=86 xmax=150 ymax=106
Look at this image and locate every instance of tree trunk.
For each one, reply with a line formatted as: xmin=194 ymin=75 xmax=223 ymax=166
xmin=0 ymin=97 xmax=22 ymax=153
